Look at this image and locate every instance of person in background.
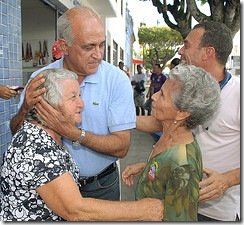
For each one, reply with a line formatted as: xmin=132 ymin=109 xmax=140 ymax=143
xmin=169 ymin=58 xmax=181 ymax=70
xmin=125 ymin=66 xmax=131 ymax=79
xmin=0 ymin=85 xmax=18 ymax=100
xmin=118 ymin=61 xmax=125 ymax=71
xmin=178 ymin=21 xmax=240 ymax=221
xmin=145 ymin=63 xmax=167 ymax=115
xmin=118 ymin=61 xmax=130 ymax=78
xmin=9 ymin=6 xmax=136 ymax=201
xmin=0 ymin=68 xmax=163 ymax=221
xmin=122 ymin=64 xmax=221 ymax=221
xmin=131 ymin=65 xmax=146 ymax=116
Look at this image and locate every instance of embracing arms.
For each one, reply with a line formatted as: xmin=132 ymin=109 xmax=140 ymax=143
xmin=37 ymin=172 xmax=163 ymax=221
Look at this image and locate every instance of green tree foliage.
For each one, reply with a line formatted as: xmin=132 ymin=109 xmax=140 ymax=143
xmin=140 ymin=0 xmax=240 ymax=39
xmin=138 ymin=26 xmax=182 ymax=69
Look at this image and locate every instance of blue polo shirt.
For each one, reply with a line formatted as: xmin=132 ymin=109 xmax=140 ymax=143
xmin=18 ymin=58 xmax=136 ymax=176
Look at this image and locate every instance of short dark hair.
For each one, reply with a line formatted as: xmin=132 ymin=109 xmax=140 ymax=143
xmin=154 ymin=63 xmax=161 ymax=68
xmin=193 ymin=21 xmax=233 ymax=65
xmin=171 ymin=58 xmax=181 ymax=67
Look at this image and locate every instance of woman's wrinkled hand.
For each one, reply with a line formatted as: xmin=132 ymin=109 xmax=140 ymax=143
xmin=122 ymin=162 xmax=146 ymax=187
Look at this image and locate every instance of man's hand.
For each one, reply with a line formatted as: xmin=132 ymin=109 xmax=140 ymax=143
xmin=22 ymin=74 xmax=46 ymax=113
xmin=122 ymin=163 xmax=146 ymax=187
xmin=199 ymin=168 xmax=229 ymax=201
xmin=9 ymin=74 xmax=46 ymax=134
xmin=35 ymin=98 xmax=79 ymax=140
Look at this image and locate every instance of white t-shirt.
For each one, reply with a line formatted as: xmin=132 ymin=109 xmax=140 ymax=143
xmin=194 ymin=75 xmax=240 ymax=221
xmin=131 ymin=73 xmax=146 ymax=83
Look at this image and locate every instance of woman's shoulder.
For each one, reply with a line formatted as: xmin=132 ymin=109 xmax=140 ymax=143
xmin=164 ymin=141 xmax=200 ymax=166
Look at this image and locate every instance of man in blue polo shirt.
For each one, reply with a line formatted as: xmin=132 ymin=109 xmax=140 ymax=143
xmin=10 ymin=6 xmax=136 ymax=200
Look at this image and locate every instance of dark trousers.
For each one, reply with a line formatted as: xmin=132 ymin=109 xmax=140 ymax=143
xmin=79 ymin=167 xmax=120 ymax=200
xmin=198 ymin=213 xmax=240 ymax=221
xmin=136 ymin=106 xmax=145 ymax=116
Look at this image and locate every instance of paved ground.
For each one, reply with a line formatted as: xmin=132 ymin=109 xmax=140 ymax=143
xmin=119 ymin=129 xmax=155 ymax=200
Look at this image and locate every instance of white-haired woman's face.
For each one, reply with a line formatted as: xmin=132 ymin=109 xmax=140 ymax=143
xmin=151 ymin=80 xmax=179 ymax=122
xmin=58 ymin=79 xmax=84 ymax=125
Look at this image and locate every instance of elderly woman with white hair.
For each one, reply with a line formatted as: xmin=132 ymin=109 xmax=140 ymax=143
xmin=0 ymin=68 xmax=163 ymax=221
xmin=122 ymin=64 xmax=221 ymax=221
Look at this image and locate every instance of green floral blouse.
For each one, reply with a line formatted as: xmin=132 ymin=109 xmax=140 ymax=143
xmin=135 ymin=140 xmax=203 ymax=221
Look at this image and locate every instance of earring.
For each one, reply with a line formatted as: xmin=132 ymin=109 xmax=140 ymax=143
xmin=173 ymin=120 xmax=177 ymax=124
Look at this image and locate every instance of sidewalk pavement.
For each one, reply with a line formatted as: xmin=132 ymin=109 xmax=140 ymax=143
xmin=119 ymin=129 xmax=155 ymax=200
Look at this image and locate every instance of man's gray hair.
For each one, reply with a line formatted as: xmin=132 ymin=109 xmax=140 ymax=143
xmin=169 ymin=64 xmax=220 ymax=129
xmin=57 ymin=6 xmax=101 ymax=46
xmin=26 ymin=68 xmax=78 ymax=124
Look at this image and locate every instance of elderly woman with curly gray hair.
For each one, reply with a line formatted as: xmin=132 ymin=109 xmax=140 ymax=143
xmin=122 ymin=64 xmax=221 ymax=221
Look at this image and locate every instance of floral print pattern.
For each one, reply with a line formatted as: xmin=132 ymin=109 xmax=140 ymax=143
xmin=0 ymin=121 xmax=80 ymax=221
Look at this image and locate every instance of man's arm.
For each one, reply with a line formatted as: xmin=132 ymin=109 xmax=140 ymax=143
xmin=36 ymin=99 xmax=130 ymax=158
xmin=75 ymin=129 xmax=131 ymax=158
xmin=146 ymin=82 xmax=152 ymax=98
xmin=136 ymin=115 xmax=162 ymax=133
xmin=199 ymin=167 xmax=240 ymax=201
xmin=10 ymin=74 xmax=46 ymax=134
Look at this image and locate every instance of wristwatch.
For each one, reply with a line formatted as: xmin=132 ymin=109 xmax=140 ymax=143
xmin=72 ymin=129 xmax=86 ymax=146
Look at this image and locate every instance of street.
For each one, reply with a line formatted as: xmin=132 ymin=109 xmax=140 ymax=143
xmin=120 ymin=129 xmax=155 ymax=200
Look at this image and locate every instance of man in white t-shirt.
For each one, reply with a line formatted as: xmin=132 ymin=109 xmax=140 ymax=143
xmin=131 ymin=65 xmax=146 ymax=116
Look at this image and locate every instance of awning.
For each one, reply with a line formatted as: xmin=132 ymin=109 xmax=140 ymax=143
xmin=133 ymin=59 xmax=144 ymax=64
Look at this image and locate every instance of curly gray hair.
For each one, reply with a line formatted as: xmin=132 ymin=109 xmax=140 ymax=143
xmin=26 ymin=68 xmax=78 ymax=124
xmin=169 ymin=64 xmax=220 ymax=129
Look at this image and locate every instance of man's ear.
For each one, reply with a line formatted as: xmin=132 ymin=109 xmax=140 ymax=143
xmin=203 ymin=46 xmax=215 ymax=61
xmin=57 ymin=38 xmax=68 ymax=54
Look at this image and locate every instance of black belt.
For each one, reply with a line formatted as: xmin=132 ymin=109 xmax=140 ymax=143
xmin=78 ymin=162 xmax=117 ymax=186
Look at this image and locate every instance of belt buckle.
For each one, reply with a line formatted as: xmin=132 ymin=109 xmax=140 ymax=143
xmin=79 ymin=177 xmax=88 ymax=186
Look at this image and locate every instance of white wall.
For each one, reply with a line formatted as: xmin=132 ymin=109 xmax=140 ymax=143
xmin=106 ymin=0 xmax=126 ymax=65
